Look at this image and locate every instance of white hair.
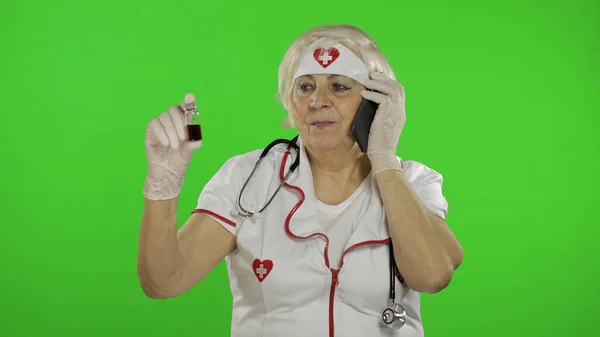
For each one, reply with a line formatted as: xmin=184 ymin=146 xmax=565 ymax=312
xmin=275 ymin=24 xmax=396 ymax=128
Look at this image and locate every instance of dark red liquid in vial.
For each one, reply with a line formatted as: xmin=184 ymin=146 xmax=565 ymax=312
xmin=187 ymin=124 xmax=202 ymax=141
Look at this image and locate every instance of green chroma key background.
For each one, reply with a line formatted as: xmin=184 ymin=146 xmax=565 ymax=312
xmin=0 ymin=0 xmax=598 ymax=336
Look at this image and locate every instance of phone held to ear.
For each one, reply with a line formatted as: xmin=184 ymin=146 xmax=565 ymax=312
xmin=350 ymin=91 xmax=379 ymax=153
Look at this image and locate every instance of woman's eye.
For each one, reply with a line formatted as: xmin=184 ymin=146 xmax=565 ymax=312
xmin=298 ymin=83 xmax=350 ymax=93
xmin=333 ymin=84 xmax=350 ymax=91
xmin=299 ymin=83 xmax=314 ymax=91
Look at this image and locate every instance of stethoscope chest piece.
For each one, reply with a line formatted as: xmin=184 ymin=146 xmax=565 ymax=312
xmin=382 ymin=302 xmax=406 ymax=330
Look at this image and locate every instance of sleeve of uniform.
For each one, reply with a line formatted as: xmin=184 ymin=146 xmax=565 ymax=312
xmin=191 ymin=156 xmax=244 ymax=236
xmin=402 ymin=160 xmax=449 ymax=221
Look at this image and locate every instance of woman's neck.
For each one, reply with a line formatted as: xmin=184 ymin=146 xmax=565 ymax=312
xmin=306 ymin=146 xmax=372 ymax=205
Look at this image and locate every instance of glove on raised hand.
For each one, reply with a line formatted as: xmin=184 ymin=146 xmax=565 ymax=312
xmin=360 ymin=72 xmax=407 ymax=175
xmin=142 ymin=93 xmax=203 ymax=200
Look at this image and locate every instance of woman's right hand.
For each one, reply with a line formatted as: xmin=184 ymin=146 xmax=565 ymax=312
xmin=142 ymin=93 xmax=203 ymax=200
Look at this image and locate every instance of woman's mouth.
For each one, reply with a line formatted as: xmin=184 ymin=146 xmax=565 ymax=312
xmin=311 ymin=121 xmax=335 ymax=129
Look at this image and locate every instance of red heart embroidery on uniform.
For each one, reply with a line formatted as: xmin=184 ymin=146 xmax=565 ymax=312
xmin=313 ymin=48 xmax=339 ymax=68
xmin=252 ymin=258 xmax=273 ymax=282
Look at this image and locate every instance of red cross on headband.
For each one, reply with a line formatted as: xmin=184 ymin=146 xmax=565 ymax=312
xmin=293 ymin=42 xmax=369 ymax=85
xmin=313 ymin=47 xmax=340 ymax=68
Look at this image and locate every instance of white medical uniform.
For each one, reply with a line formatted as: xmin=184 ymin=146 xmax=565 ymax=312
xmin=193 ymin=136 xmax=448 ymax=337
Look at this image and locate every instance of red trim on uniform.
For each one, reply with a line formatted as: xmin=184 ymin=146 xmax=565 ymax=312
xmin=339 ymin=238 xmax=390 ymax=268
xmin=192 ymin=208 xmax=237 ymax=227
xmin=278 ymin=145 xmax=405 ymax=337
xmin=340 ymin=237 xmax=405 ymax=284
xmin=277 ymin=146 xmax=334 ymax=337
xmin=329 ymin=268 xmax=340 ymax=337
xmin=279 ymin=149 xmax=332 ymax=268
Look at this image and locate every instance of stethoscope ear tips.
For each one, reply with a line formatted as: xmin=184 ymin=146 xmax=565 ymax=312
xmin=382 ymin=303 xmax=406 ymax=330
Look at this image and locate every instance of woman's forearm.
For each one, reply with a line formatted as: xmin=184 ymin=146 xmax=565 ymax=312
xmin=137 ymin=197 xmax=184 ymax=298
xmin=375 ymin=169 xmax=462 ymax=293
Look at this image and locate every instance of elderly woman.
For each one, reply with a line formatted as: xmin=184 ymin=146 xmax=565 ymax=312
xmin=137 ymin=24 xmax=463 ymax=337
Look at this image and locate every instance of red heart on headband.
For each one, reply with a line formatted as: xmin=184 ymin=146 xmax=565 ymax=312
xmin=313 ymin=48 xmax=339 ymax=68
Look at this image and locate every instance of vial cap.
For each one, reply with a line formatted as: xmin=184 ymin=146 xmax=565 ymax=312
xmin=184 ymin=102 xmax=197 ymax=111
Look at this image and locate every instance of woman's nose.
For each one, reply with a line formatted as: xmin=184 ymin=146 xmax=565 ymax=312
xmin=310 ymin=88 xmax=332 ymax=110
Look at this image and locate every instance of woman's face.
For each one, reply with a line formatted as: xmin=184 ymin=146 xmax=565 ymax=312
xmin=292 ymin=74 xmax=365 ymax=154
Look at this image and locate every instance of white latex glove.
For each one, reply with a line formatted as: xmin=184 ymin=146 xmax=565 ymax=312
xmin=142 ymin=93 xmax=203 ymax=200
xmin=360 ymin=72 xmax=407 ymax=175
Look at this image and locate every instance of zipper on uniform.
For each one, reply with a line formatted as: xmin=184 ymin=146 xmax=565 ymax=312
xmin=329 ymin=268 xmax=340 ymax=337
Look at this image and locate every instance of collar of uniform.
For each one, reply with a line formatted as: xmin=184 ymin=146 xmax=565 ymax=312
xmin=280 ymin=135 xmax=320 ymax=237
xmin=282 ymin=136 xmax=391 ymax=243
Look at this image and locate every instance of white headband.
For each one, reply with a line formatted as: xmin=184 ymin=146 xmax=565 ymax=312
xmin=292 ymin=43 xmax=369 ymax=85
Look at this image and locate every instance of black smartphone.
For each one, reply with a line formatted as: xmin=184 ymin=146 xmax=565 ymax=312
xmin=350 ymin=93 xmax=379 ymax=152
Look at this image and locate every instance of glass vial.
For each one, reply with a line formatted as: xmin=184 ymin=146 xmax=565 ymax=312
xmin=183 ymin=102 xmax=202 ymax=142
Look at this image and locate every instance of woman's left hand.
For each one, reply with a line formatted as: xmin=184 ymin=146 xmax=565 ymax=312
xmin=360 ymin=72 xmax=406 ymax=174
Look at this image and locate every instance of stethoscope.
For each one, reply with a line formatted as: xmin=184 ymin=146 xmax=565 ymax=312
xmin=236 ymin=135 xmax=407 ymax=330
